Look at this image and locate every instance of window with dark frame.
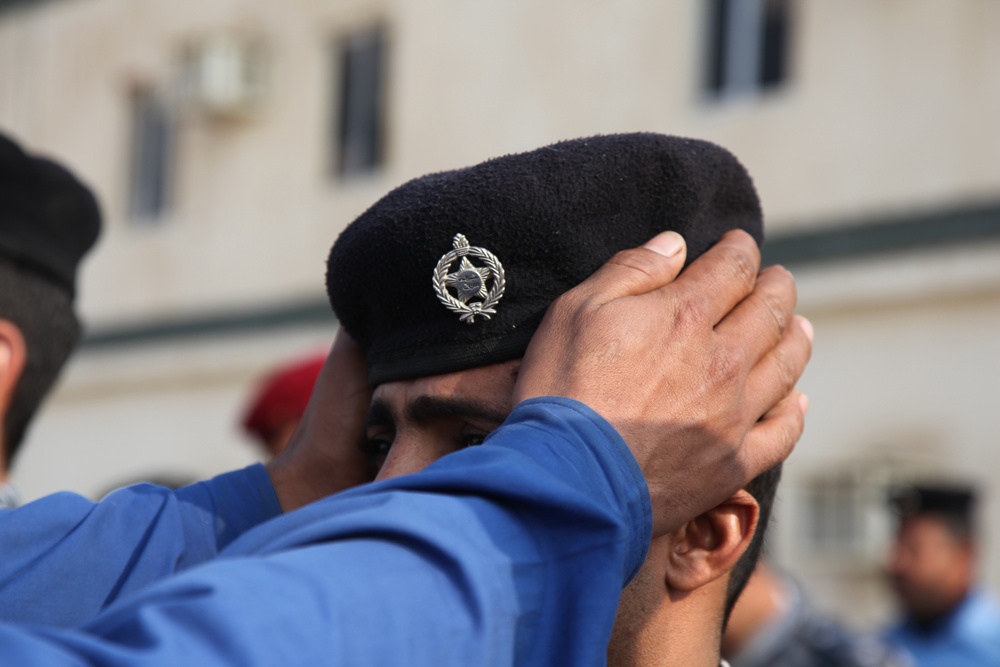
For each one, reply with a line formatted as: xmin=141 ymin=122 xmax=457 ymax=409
xmin=127 ymin=88 xmax=173 ymax=220
xmin=704 ymin=0 xmax=790 ymax=99
xmin=334 ymin=25 xmax=386 ymax=179
xmin=804 ymin=477 xmax=863 ymax=555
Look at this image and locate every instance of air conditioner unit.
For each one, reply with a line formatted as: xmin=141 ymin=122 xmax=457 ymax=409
xmin=182 ymin=33 xmax=268 ymax=119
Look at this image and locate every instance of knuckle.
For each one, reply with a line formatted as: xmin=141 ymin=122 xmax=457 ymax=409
xmin=672 ymin=295 xmax=710 ymax=332
xmin=770 ymin=347 xmax=798 ymax=392
xmin=608 ymin=248 xmax=664 ymax=283
xmin=720 ymin=245 xmax=758 ymax=288
xmin=709 ymin=344 xmax=745 ymax=385
xmin=755 ymin=289 xmax=790 ymax=334
xmin=553 ymin=287 xmax=589 ymax=313
xmin=763 ymin=265 xmax=798 ymax=306
xmin=777 ymin=414 xmax=803 ymax=454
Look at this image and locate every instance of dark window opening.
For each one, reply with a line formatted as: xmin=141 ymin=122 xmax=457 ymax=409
xmin=760 ymin=0 xmax=789 ymax=88
xmin=704 ymin=0 xmax=791 ymax=99
xmin=334 ymin=26 xmax=386 ymax=178
xmin=128 ymin=88 xmax=173 ymax=220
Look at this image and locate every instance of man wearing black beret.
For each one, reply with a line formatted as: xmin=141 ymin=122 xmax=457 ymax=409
xmin=316 ymin=133 xmax=812 ymax=666
xmin=0 ymin=134 xmax=810 ymax=666
xmin=885 ymin=483 xmax=1000 ymax=665
xmin=0 ymin=132 xmax=101 ymax=508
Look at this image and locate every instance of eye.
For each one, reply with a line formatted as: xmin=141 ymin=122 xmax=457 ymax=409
xmin=460 ymin=433 xmax=487 ymax=449
xmin=360 ymin=437 xmax=393 ymax=469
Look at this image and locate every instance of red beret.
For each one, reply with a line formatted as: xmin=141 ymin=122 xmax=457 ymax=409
xmin=242 ymin=354 xmax=326 ymax=442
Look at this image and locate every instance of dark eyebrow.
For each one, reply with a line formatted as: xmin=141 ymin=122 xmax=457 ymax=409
xmin=365 ymin=398 xmax=394 ymax=430
xmin=406 ymin=395 xmax=509 ymax=426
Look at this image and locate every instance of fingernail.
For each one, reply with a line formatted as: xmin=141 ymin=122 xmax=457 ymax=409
xmin=644 ymin=231 xmax=685 ymax=257
xmin=798 ymin=393 xmax=810 ymax=414
xmin=797 ymin=316 xmax=814 ymax=342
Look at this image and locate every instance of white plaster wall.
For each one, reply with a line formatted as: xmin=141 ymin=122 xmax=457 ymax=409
xmin=0 ymin=0 xmax=998 ymax=328
xmin=1 ymin=0 xmax=999 ymax=624
xmin=13 ymin=323 xmax=338 ymax=501
xmin=773 ymin=241 xmax=1000 ymax=624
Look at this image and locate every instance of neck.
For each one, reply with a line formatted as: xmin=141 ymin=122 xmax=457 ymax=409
xmin=609 ymin=587 xmax=724 ymax=667
xmin=910 ymin=586 xmax=972 ymax=630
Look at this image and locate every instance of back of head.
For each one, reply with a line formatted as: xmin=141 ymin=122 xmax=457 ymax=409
xmin=327 ymin=133 xmax=763 ymax=386
xmin=0 ymin=131 xmax=101 ymax=465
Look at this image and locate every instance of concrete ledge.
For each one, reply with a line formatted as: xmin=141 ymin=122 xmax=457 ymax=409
xmin=763 ymin=200 xmax=1000 ymax=267
xmin=81 ymin=200 xmax=1000 ymax=347
xmin=83 ymin=299 xmax=335 ymax=348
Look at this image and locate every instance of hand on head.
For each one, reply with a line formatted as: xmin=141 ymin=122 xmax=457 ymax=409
xmin=514 ymin=229 xmax=812 ymax=537
xmin=267 ymin=331 xmax=376 ymax=511
xmin=272 ymin=229 xmax=812 ymax=531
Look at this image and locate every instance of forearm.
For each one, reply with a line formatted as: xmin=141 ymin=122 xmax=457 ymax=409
xmin=0 ymin=399 xmax=650 ymax=666
xmin=0 ymin=464 xmax=281 ymax=627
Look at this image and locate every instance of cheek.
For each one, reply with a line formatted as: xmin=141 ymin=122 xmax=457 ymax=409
xmin=375 ymin=431 xmax=458 ymax=481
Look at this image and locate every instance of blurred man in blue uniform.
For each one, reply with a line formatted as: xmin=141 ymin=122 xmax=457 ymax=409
xmin=723 ymin=560 xmax=905 ymax=667
xmin=0 ymin=132 xmax=101 ymax=507
xmin=884 ymin=484 xmax=1000 ymax=666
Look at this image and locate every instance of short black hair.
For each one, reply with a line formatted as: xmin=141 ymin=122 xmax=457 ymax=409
xmin=723 ymin=463 xmax=783 ymax=624
xmin=0 ymin=258 xmax=80 ymax=465
xmin=889 ymin=483 xmax=976 ymax=543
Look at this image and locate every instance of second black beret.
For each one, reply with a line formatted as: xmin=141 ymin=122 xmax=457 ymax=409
xmin=0 ymin=132 xmax=101 ymax=297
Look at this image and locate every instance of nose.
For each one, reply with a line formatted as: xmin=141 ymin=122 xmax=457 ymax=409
xmin=375 ymin=431 xmax=447 ymax=481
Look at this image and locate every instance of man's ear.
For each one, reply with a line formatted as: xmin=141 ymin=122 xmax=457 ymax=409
xmin=663 ymin=489 xmax=760 ymax=592
xmin=0 ymin=320 xmax=26 ymax=411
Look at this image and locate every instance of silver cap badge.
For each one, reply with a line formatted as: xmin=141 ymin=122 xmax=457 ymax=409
xmin=432 ymin=234 xmax=506 ymax=324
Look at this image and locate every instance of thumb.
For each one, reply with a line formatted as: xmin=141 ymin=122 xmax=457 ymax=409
xmin=573 ymin=231 xmax=688 ymax=304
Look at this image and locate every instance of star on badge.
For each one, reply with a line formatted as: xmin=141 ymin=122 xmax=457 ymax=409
xmin=444 ymin=257 xmax=490 ymax=303
xmin=432 ymin=234 xmax=507 ymax=324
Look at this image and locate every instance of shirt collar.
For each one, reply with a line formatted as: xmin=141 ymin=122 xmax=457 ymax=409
xmin=0 ymin=481 xmax=20 ymax=509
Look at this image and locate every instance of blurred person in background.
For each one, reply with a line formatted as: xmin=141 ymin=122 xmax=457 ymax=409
xmin=722 ymin=559 xmax=903 ymax=667
xmin=884 ymin=484 xmax=1000 ymax=666
xmin=241 ymin=353 xmax=326 ymax=459
xmin=0 ymin=131 xmax=100 ymax=508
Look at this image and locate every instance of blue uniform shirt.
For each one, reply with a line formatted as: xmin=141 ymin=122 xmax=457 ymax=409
xmin=885 ymin=589 xmax=1000 ymax=667
xmin=0 ymin=461 xmax=283 ymax=627
xmin=0 ymin=398 xmax=651 ymax=666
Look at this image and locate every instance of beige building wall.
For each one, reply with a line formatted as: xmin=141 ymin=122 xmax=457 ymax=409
xmin=1 ymin=0 xmax=998 ymax=623
xmin=781 ymin=242 xmax=1000 ymax=624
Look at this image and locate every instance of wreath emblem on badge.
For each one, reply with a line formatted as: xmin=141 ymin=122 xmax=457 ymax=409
xmin=432 ymin=234 xmax=506 ymax=324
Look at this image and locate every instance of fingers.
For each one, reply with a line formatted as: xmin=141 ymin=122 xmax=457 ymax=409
xmin=670 ymin=230 xmax=761 ymax=325
xmin=714 ymin=265 xmax=797 ymax=364
xmin=268 ymin=330 xmax=376 ymax=512
xmin=564 ymin=231 xmax=687 ymax=304
xmin=740 ymin=390 xmax=808 ymax=479
xmin=744 ymin=315 xmax=814 ymax=420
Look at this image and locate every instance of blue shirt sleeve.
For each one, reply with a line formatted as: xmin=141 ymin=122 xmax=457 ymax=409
xmin=0 ymin=463 xmax=282 ymax=627
xmin=0 ymin=398 xmax=652 ymax=667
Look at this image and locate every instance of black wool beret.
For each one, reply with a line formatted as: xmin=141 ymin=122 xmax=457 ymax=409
xmin=327 ymin=133 xmax=763 ymax=385
xmin=0 ymin=132 xmax=101 ymax=297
